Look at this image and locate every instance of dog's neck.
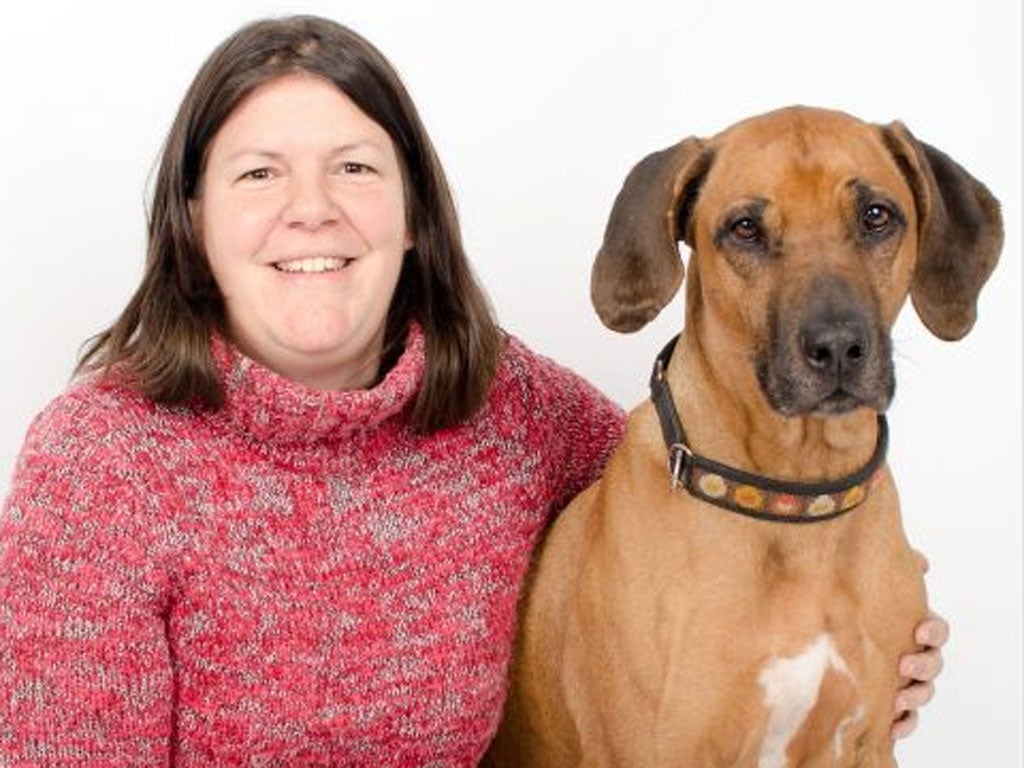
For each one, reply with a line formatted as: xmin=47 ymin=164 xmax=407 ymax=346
xmin=665 ymin=323 xmax=881 ymax=483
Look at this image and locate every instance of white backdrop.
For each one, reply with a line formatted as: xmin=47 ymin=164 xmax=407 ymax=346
xmin=0 ymin=1 xmax=1019 ymax=764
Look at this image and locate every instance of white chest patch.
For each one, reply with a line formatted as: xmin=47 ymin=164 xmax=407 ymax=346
xmin=756 ymin=634 xmax=854 ymax=768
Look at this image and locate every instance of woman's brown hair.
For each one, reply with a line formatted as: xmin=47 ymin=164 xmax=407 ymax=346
xmin=78 ymin=15 xmax=501 ymax=433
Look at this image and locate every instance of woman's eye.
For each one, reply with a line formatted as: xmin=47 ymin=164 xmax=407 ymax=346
xmin=730 ymin=217 xmax=762 ymax=243
xmin=240 ymin=168 xmax=273 ymax=182
xmin=862 ymin=204 xmax=893 ymax=232
xmin=342 ymin=162 xmax=372 ymax=174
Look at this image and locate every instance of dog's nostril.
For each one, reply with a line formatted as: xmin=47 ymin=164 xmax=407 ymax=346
xmin=807 ymin=344 xmax=833 ymax=368
xmin=802 ymin=324 xmax=868 ymax=372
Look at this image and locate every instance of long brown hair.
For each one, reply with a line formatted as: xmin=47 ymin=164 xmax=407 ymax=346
xmin=78 ymin=15 xmax=501 ymax=433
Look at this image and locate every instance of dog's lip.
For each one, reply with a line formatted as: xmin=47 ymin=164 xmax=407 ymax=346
xmin=766 ymin=385 xmax=865 ymax=416
xmin=811 ymin=389 xmax=865 ymax=415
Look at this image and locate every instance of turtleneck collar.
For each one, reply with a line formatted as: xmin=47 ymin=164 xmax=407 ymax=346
xmin=210 ymin=323 xmax=425 ymax=446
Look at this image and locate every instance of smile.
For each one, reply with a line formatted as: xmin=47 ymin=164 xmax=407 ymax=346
xmin=273 ymin=256 xmax=353 ymax=274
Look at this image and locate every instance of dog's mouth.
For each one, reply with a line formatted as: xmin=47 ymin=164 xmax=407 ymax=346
xmin=810 ymin=388 xmax=868 ymax=415
xmin=756 ymin=355 xmax=894 ymax=417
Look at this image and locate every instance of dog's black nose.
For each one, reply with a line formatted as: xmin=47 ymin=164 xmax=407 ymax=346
xmin=801 ymin=318 xmax=869 ymax=374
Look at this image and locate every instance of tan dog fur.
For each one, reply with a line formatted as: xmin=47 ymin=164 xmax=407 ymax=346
xmin=485 ymin=107 xmax=1002 ymax=767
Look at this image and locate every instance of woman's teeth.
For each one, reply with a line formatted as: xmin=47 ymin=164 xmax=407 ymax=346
xmin=275 ymin=257 xmax=350 ymax=273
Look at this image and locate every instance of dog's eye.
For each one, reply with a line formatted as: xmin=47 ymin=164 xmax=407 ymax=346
xmin=731 ymin=218 xmax=762 ymax=243
xmin=862 ymin=204 xmax=893 ymax=232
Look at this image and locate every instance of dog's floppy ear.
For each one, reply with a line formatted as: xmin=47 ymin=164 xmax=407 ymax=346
xmin=591 ymin=138 xmax=711 ymax=332
xmin=881 ymin=122 xmax=1003 ymax=340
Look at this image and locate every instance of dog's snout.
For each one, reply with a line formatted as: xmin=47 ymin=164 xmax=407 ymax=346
xmin=801 ymin=318 xmax=869 ymax=374
xmin=759 ymin=272 xmax=894 ymax=416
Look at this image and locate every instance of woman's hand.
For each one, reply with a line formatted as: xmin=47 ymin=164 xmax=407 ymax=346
xmin=891 ymin=551 xmax=949 ymax=740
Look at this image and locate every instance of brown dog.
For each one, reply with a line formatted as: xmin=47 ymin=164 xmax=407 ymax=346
xmin=485 ymin=107 xmax=1002 ymax=767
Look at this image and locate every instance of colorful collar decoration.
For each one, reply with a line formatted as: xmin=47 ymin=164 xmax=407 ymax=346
xmin=649 ymin=335 xmax=888 ymax=524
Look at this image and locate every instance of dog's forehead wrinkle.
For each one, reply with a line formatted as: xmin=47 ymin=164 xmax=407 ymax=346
xmin=849 ymin=178 xmax=878 ymax=198
xmin=723 ymin=197 xmax=770 ymax=218
xmin=703 ymin=171 xmax=868 ymax=236
xmin=709 ymin=126 xmax=906 ymax=213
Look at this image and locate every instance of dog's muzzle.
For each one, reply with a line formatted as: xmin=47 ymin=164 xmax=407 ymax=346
xmin=758 ymin=274 xmax=895 ymax=416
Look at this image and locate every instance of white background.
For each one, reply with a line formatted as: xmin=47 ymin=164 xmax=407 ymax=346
xmin=0 ymin=1 xmax=1019 ymax=764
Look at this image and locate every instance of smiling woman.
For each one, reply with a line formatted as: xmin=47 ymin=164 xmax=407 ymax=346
xmin=0 ymin=15 xmax=628 ymax=765
xmin=195 ymin=74 xmax=411 ymax=391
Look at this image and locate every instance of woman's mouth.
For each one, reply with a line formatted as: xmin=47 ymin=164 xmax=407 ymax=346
xmin=273 ymin=256 xmax=353 ymax=273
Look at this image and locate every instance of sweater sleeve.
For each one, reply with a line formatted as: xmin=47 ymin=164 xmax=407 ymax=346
xmin=0 ymin=393 xmax=174 ymax=766
xmin=510 ymin=339 xmax=627 ymax=513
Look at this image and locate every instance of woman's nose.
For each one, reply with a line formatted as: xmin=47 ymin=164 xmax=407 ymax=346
xmin=283 ymin=173 xmax=341 ymax=229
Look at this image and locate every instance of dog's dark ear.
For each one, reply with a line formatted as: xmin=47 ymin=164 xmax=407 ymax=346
xmin=591 ymin=138 xmax=712 ymax=332
xmin=881 ymin=122 xmax=1003 ymax=340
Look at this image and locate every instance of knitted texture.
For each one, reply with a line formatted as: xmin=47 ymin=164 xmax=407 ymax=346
xmin=0 ymin=326 xmax=625 ymax=766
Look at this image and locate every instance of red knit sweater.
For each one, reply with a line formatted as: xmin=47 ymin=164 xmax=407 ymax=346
xmin=0 ymin=326 xmax=624 ymax=766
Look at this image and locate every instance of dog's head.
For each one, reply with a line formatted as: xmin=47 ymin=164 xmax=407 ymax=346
xmin=592 ymin=107 xmax=1002 ymax=416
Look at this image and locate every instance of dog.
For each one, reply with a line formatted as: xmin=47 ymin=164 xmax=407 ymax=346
xmin=484 ymin=107 xmax=1002 ymax=767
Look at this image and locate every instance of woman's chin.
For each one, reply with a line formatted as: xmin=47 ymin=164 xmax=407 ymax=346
xmin=271 ymin=332 xmax=383 ymax=389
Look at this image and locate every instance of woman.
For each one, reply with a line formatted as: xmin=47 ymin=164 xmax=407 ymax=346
xmin=0 ymin=15 xmax=944 ymax=766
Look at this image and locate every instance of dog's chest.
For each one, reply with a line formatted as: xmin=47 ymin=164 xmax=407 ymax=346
xmin=754 ymin=633 xmax=865 ymax=768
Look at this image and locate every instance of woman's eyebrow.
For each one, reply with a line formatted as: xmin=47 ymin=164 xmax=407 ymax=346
xmin=223 ymin=141 xmax=385 ymax=164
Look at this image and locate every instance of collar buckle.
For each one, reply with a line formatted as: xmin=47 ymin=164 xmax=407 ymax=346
xmin=668 ymin=442 xmax=692 ymax=490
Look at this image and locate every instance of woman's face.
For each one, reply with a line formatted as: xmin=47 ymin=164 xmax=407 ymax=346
xmin=194 ymin=73 xmax=411 ymax=390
